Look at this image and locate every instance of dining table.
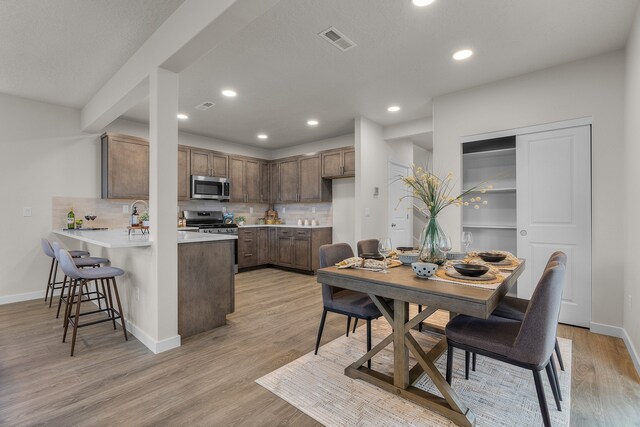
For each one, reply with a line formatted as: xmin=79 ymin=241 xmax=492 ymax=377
xmin=316 ymin=259 xmax=525 ymax=427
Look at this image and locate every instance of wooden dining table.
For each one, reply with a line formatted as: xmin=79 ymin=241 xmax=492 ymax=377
xmin=316 ymin=261 xmax=525 ymax=427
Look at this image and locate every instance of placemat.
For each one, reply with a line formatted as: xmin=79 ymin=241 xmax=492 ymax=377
xmin=431 ymin=268 xmax=504 ymax=289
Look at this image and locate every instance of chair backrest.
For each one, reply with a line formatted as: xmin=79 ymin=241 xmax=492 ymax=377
xmin=51 ymin=241 xmax=64 ymax=261
xmin=511 ymin=252 xmax=567 ymax=366
xmin=319 ymin=243 xmax=355 ymax=303
xmin=357 ymin=239 xmax=379 ymax=257
xmin=41 ymin=238 xmax=55 ymax=258
xmin=58 ymin=249 xmax=83 ymax=280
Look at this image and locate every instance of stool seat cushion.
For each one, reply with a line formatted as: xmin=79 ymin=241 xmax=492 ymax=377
xmin=445 ymin=315 xmax=521 ymax=359
xmin=70 ymin=250 xmax=90 ymax=258
xmin=74 ymin=257 xmax=109 ymax=267
xmin=492 ymin=296 xmax=528 ymax=321
xmin=77 ymin=266 xmax=125 ymax=280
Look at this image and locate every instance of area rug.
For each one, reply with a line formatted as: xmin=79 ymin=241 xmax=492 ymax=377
xmin=256 ymin=312 xmax=571 ymax=427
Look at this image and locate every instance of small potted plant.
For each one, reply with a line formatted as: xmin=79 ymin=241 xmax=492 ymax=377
xmin=139 ymin=211 xmax=150 ymax=227
xmin=236 ymin=216 xmax=246 ymax=226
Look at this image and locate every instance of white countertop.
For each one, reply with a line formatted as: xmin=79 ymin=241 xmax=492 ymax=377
xmin=239 ymin=224 xmax=332 ymax=229
xmin=53 ymin=229 xmax=236 ymax=249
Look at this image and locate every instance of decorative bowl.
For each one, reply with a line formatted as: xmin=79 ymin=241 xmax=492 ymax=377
xmin=453 ymin=263 xmax=490 ymax=277
xmin=361 ymin=253 xmax=384 ymax=261
xmin=478 ymin=252 xmax=507 ymax=263
xmin=411 ymin=262 xmax=438 ymax=278
xmin=398 ymin=252 xmax=420 ymax=265
xmin=396 ymin=246 xmax=417 ymax=252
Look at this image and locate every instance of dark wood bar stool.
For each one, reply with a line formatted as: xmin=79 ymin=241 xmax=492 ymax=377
xmin=41 ymin=238 xmax=89 ymax=307
xmin=51 ymin=241 xmax=109 ymax=318
xmin=58 ymin=249 xmax=128 ymax=356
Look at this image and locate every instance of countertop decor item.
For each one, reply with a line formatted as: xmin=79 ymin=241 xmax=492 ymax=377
xmin=398 ymin=251 xmax=420 ymax=265
xmin=236 ymin=216 xmax=246 ymax=226
xmin=139 ymin=211 xmax=150 ymax=227
xmin=411 ymin=262 xmax=438 ymax=278
xmin=398 ymin=166 xmax=491 ymax=265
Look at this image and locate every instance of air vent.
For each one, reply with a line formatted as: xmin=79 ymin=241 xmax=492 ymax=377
xmin=195 ymin=101 xmax=216 ymax=111
xmin=319 ymin=27 xmax=356 ymax=52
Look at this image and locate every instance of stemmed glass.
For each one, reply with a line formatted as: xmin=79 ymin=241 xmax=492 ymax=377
xmin=461 ymin=231 xmax=473 ymax=253
xmin=378 ymin=238 xmax=393 ymax=274
xmin=439 ymin=235 xmax=452 ymax=261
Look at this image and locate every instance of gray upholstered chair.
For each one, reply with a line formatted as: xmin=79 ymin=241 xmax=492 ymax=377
xmin=445 ymin=253 xmax=567 ymax=427
xmin=41 ymin=238 xmax=90 ymax=307
xmin=58 ymin=248 xmax=127 ymax=356
xmin=356 ymin=239 xmax=379 ymax=257
xmin=315 ymin=243 xmax=382 ymax=368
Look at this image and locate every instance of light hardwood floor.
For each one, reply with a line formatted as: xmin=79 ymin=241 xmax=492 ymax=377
xmin=1 ymin=268 xmax=639 ymax=426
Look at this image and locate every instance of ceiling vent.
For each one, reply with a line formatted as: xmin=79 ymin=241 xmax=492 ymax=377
xmin=195 ymin=101 xmax=216 ymax=111
xmin=319 ymin=27 xmax=356 ymax=52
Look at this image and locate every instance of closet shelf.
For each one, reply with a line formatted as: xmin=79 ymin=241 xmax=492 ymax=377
xmin=462 ymin=224 xmax=517 ymax=230
xmin=463 ymin=187 xmax=516 ymax=194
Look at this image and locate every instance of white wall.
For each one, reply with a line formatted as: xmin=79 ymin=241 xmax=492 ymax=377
xmin=271 ymin=133 xmax=353 ymax=159
xmin=331 ymin=178 xmax=356 ymax=250
xmin=433 ymin=50 xmax=625 ymax=329
xmin=624 ymin=5 xmax=640 ymax=372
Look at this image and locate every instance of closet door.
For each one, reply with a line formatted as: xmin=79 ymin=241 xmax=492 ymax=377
xmin=516 ymin=125 xmax=591 ymax=327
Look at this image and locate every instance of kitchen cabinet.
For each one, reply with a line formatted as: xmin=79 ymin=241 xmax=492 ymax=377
xmin=101 ymin=133 xmax=149 ymax=199
xmin=292 ymin=229 xmax=312 ymax=270
xmin=257 ymin=227 xmax=269 ymax=265
xmin=190 ymin=148 xmax=228 ymax=178
xmin=322 ymin=147 xmax=355 ymax=178
xmin=268 ymin=227 xmax=277 ymax=263
xmin=275 ymin=155 xmax=331 ymax=203
xmin=272 ymin=227 xmax=332 ymax=272
xmin=229 ymin=156 xmax=261 ymax=203
xmin=277 ymin=158 xmax=299 ymax=203
xmin=269 ymin=162 xmax=279 ymax=204
xmin=237 ymin=228 xmax=257 ymax=268
xmin=178 ymin=145 xmax=190 ymax=201
xmin=260 ymin=161 xmax=270 ymax=203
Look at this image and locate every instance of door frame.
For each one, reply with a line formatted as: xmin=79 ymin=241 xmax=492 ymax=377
xmin=388 ymin=161 xmax=412 ymax=247
xmin=460 ymin=117 xmax=593 ymax=327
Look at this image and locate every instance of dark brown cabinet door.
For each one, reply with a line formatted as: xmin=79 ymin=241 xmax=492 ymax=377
xmin=277 ymin=229 xmax=293 ymax=266
xmin=268 ymin=227 xmax=277 ymax=263
xmin=229 ymin=157 xmax=245 ymax=202
xmin=245 ymin=159 xmax=261 ymax=203
xmin=260 ymin=162 xmax=270 ymax=203
xmin=238 ymin=228 xmax=257 ymax=268
xmin=257 ymin=227 xmax=269 ymax=265
xmin=102 ymin=133 xmax=149 ymax=199
xmin=190 ymin=149 xmax=211 ymax=176
xmin=269 ymin=162 xmax=279 ymax=203
xmin=178 ymin=146 xmax=190 ymax=201
xmin=278 ymin=159 xmax=299 ymax=202
xmin=299 ymin=155 xmax=323 ymax=202
xmin=322 ymin=151 xmax=342 ymax=178
xmin=292 ymin=231 xmax=311 ymax=270
xmin=343 ymin=149 xmax=356 ymax=176
xmin=210 ymin=153 xmax=228 ymax=177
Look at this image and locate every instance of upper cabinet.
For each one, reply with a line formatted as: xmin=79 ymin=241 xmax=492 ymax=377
xmin=273 ymin=155 xmax=331 ymax=203
xmin=190 ymin=148 xmax=228 ymax=178
xmin=322 ymin=147 xmax=355 ymax=178
xmin=177 ymin=145 xmax=190 ymax=201
xmin=101 ymin=133 xmax=149 ymax=199
xmin=229 ymin=156 xmax=261 ymax=203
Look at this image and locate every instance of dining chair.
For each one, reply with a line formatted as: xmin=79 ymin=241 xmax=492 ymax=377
xmin=445 ymin=253 xmax=567 ymax=427
xmin=315 ymin=243 xmax=382 ymax=368
xmin=356 ymin=239 xmax=379 ymax=257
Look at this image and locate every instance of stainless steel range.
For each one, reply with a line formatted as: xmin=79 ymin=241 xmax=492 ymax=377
xmin=184 ymin=210 xmax=238 ymax=272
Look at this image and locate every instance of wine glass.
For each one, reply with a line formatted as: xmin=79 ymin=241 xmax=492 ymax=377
xmin=378 ymin=238 xmax=393 ymax=274
xmin=439 ymin=235 xmax=452 ymax=261
xmin=461 ymin=231 xmax=473 ymax=253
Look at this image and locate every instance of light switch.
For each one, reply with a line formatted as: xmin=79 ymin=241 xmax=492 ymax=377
xmin=312 ymin=206 xmax=316 ymax=214
xmin=249 ymin=207 xmax=254 ymax=214
xmin=364 ymin=207 xmax=371 ymax=217
xmin=282 ymin=207 xmax=286 ymax=214
xmin=123 ymin=204 xmax=130 ymax=214
xmin=23 ymin=207 xmax=32 ymax=217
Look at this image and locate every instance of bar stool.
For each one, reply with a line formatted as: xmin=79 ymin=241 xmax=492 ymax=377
xmin=50 ymin=242 xmax=109 ymax=318
xmin=58 ymin=249 xmax=128 ymax=356
xmin=41 ymin=239 xmax=90 ymax=307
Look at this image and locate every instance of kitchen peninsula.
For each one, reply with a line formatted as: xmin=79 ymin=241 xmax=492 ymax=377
xmin=53 ymin=228 xmax=236 ymax=351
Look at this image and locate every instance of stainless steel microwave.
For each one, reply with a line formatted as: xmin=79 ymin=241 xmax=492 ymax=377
xmin=191 ymin=175 xmax=231 ymax=201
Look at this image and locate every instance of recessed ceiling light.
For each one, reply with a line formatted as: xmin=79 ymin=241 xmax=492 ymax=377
xmin=387 ymin=105 xmax=401 ymax=112
xmin=257 ymin=133 xmax=268 ymax=140
xmin=307 ymin=119 xmax=319 ymax=126
xmin=453 ymin=49 xmax=473 ymax=61
xmin=412 ymin=0 xmax=435 ymax=6
xmin=177 ymin=113 xmax=188 ymax=120
xmin=221 ymin=89 xmax=237 ymax=97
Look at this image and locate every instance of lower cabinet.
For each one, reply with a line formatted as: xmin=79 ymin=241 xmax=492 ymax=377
xmin=237 ymin=227 xmax=332 ymax=272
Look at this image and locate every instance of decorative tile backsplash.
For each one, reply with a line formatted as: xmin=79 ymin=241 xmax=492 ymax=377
xmin=53 ymin=197 xmax=333 ymax=228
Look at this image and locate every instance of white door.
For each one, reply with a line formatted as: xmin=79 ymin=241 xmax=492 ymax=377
xmin=516 ymin=125 xmax=591 ymax=327
xmin=388 ymin=162 xmax=411 ymax=247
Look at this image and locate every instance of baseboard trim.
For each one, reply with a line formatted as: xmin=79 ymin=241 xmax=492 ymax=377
xmin=590 ymin=322 xmax=640 ymax=375
xmin=0 ymin=289 xmax=59 ymax=305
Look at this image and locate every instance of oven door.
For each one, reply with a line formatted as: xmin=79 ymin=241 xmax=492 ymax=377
xmin=191 ymin=176 xmax=230 ymax=200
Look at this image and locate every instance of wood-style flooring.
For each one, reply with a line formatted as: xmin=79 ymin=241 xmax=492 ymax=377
xmin=1 ymin=268 xmax=639 ymax=426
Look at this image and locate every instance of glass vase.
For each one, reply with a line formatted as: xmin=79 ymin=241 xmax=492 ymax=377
xmin=419 ymin=216 xmax=447 ymax=265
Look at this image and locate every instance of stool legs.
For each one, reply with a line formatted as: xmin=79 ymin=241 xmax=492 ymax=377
xmin=70 ymin=280 xmax=84 ymax=356
xmin=55 ymin=275 xmax=68 ymax=318
xmin=45 ymin=258 xmax=55 ymax=302
xmin=111 ymin=278 xmax=128 ymax=341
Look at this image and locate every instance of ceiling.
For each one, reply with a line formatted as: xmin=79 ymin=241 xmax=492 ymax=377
xmin=0 ymin=0 xmax=184 ymax=108
xmin=122 ymin=0 xmax=638 ymax=148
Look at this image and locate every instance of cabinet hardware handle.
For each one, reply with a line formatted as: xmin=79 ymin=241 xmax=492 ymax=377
xmin=245 ymin=254 xmax=253 ymax=257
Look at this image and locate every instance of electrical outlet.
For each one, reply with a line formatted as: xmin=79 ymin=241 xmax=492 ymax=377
xmin=136 ymin=287 xmax=140 ymax=302
xmin=312 ymin=206 xmax=316 ymax=214
xmin=123 ymin=204 xmax=130 ymax=214
xmin=365 ymin=207 xmax=371 ymax=217
xmin=282 ymin=207 xmax=286 ymax=214
xmin=23 ymin=207 xmax=32 ymax=217
xmin=222 ymin=206 xmax=227 ymax=213
xmin=249 ymin=207 xmax=254 ymax=214
xmin=628 ymin=295 xmax=633 ymax=310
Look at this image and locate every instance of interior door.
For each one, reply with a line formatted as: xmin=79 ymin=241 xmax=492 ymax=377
xmin=516 ymin=125 xmax=591 ymax=327
xmin=388 ymin=162 xmax=411 ymax=247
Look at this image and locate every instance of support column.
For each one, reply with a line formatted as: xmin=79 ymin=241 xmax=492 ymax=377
xmin=149 ymin=67 xmax=180 ymax=349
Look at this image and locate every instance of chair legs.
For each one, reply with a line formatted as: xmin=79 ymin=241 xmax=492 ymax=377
xmin=532 ymin=369 xmax=552 ymax=427
xmin=555 ymin=339 xmax=565 ymax=371
xmin=314 ymin=309 xmax=328 ymax=355
xmin=472 ymin=352 xmax=476 ymax=371
xmin=549 ymin=355 xmax=562 ymax=401
xmin=346 ymin=316 xmax=351 ymax=337
xmin=44 ymin=258 xmax=55 ymax=302
xmin=446 ymin=344 xmax=453 ymax=385
xmin=352 ymin=318 xmax=358 ymax=333
xmin=418 ymin=304 xmax=422 ymax=332
xmin=366 ymin=319 xmax=372 ymax=369
xmin=465 ymin=351 xmax=470 ymax=379
xmin=545 ymin=361 xmax=562 ymax=411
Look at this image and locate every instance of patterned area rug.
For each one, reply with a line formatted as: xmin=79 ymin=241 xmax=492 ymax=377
xmin=257 ymin=311 xmax=571 ymax=427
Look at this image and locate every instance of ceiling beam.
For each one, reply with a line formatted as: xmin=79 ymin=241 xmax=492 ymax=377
xmin=81 ymin=0 xmax=280 ymax=132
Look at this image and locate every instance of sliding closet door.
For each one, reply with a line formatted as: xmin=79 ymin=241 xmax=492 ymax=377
xmin=516 ymin=125 xmax=591 ymax=327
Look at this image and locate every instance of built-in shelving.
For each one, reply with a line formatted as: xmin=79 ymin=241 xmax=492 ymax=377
xmin=463 ymin=187 xmax=516 ymax=194
xmin=462 ymin=224 xmax=517 ymax=230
